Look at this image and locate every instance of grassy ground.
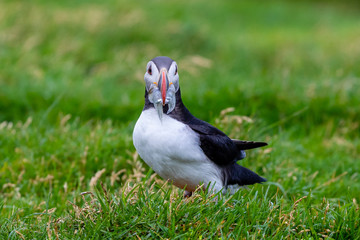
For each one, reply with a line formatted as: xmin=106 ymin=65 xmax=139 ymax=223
xmin=1 ymin=0 xmax=359 ymax=239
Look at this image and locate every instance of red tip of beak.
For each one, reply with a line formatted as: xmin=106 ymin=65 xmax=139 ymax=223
xmin=161 ymin=71 xmax=166 ymax=105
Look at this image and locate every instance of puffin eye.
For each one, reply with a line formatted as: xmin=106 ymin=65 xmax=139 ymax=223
xmin=175 ymin=66 xmax=177 ymax=75
xmin=147 ymin=66 xmax=152 ymax=75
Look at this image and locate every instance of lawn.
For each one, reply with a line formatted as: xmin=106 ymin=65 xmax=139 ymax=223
xmin=0 ymin=0 xmax=359 ymax=239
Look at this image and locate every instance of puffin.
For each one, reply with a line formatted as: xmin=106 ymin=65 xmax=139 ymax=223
xmin=133 ymin=56 xmax=267 ymax=197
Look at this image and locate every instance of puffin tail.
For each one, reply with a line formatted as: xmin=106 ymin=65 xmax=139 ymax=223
xmin=223 ymin=163 xmax=266 ymax=187
xmin=232 ymin=140 xmax=268 ymax=150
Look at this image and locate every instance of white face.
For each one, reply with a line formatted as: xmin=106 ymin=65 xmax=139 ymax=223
xmin=144 ymin=60 xmax=180 ymax=120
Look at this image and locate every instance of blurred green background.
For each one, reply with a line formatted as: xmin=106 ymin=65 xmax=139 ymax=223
xmin=0 ymin=0 xmax=359 ymax=237
xmin=1 ymin=0 xmax=359 ymax=125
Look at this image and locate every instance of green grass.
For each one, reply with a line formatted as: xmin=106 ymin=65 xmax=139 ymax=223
xmin=1 ymin=0 xmax=359 ymax=239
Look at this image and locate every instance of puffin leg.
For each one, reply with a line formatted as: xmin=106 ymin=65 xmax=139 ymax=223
xmin=184 ymin=190 xmax=193 ymax=198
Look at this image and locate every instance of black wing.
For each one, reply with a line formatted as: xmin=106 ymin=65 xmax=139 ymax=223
xmin=167 ymin=89 xmax=267 ymax=166
xmin=187 ymin=117 xmax=241 ymax=166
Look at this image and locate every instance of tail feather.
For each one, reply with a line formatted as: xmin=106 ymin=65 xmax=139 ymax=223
xmin=223 ymin=163 xmax=266 ymax=186
xmin=232 ymin=140 xmax=268 ymax=150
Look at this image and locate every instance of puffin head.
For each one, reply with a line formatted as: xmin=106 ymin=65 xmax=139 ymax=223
xmin=144 ymin=56 xmax=180 ymax=120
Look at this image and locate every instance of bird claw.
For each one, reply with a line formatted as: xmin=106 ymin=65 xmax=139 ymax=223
xmin=184 ymin=191 xmax=193 ymax=198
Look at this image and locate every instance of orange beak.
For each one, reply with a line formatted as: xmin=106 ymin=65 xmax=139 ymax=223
xmin=159 ymin=70 xmax=169 ymax=106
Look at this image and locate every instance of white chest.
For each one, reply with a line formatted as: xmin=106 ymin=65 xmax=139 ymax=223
xmin=132 ymin=108 xmax=222 ymax=191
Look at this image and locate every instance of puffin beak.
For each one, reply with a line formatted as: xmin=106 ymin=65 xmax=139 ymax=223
xmin=158 ymin=69 xmax=169 ymax=106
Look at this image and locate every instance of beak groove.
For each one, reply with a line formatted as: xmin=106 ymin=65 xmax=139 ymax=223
xmin=159 ymin=70 xmax=169 ymax=106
